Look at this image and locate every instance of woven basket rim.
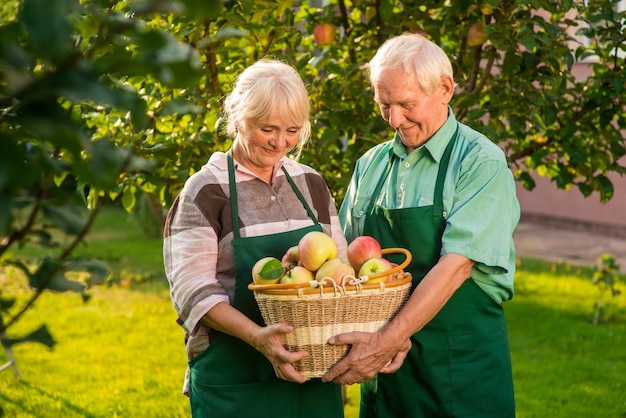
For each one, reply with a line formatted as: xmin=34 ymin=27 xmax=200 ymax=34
xmin=251 ymin=274 xmax=412 ymax=296
xmin=248 ymin=247 xmax=412 ymax=296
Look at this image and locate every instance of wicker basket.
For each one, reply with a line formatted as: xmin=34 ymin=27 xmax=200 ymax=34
xmin=247 ymin=248 xmax=413 ymax=378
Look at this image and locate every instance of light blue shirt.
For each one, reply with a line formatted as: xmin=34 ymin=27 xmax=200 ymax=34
xmin=339 ymin=110 xmax=520 ymax=303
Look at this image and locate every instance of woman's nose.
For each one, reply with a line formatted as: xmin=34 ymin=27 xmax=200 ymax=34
xmin=270 ymin=132 xmax=287 ymax=149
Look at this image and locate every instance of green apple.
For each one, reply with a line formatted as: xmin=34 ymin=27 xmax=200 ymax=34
xmin=358 ymin=257 xmax=394 ymax=284
xmin=251 ymin=256 xmax=285 ymax=284
xmin=315 ymin=258 xmax=356 ymax=285
xmin=280 ymin=266 xmax=315 ymax=286
xmin=298 ymin=231 xmax=338 ymax=272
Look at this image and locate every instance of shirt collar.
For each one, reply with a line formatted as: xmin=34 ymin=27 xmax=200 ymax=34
xmin=209 ymin=150 xmax=286 ymax=180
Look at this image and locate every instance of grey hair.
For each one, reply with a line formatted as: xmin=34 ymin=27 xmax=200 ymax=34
xmin=368 ymin=33 xmax=455 ymax=96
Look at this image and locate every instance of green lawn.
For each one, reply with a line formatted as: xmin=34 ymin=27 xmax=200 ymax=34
xmin=1 ymin=207 xmax=625 ymax=417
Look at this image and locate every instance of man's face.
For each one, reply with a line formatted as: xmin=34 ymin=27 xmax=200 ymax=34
xmin=374 ymin=67 xmax=452 ymax=153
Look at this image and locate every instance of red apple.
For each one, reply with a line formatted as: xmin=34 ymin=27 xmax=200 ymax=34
xmin=252 ymin=256 xmax=285 ymax=284
xmin=347 ymin=236 xmax=383 ymax=272
xmin=315 ymin=258 xmax=356 ymax=285
xmin=298 ymin=231 xmax=338 ymax=272
xmin=358 ymin=257 xmax=394 ymax=284
xmin=313 ymin=23 xmax=336 ymax=47
xmin=281 ymin=245 xmax=300 ymax=267
xmin=280 ymin=266 xmax=315 ymax=286
xmin=467 ymin=22 xmax=487 ymax=47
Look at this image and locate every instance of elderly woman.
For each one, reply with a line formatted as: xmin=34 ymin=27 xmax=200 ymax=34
xmin=163 ymin=59 xmax=347 ymax=417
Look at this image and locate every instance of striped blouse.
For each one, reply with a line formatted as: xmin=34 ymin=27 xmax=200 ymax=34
xmin=163 ymin=151 xmax=347 ymax=365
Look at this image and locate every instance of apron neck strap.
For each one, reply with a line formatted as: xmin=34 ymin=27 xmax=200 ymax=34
xmin=433 ymin=123 xmax=458 ymax=212
xmin=281 ymin=166 xmax=320 ymax=224
xmin=227 ymin=150 xmax=320 ymax=240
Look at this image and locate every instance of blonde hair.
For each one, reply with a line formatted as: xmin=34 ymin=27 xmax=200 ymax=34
xmin=368 ymin=33 xmax=455 ymax=96
xmin=223 ymin=59 xmax=311 ymax=159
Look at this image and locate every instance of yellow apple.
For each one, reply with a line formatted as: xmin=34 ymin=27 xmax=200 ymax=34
xmin=298 ymin=231 xmax=338 ymax=272
xmin=251 ymin=256 xmax=285 ymax=284
xmin=315 ymin=258 xmax=356 ymax=285
xmin=280 ymin=266 xmax=315 ymax=286
xmin=359 ymin=257 xmax=394 ymax=284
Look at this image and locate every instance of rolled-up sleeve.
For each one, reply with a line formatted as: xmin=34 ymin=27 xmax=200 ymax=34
xmin=163 ymin=194 xmax=229 ymax=335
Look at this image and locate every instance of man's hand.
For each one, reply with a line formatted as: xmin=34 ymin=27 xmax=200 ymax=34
xmin=321 ymin=331 xmax=411 ymax=385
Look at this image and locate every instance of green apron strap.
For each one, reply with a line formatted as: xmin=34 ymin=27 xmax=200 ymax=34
xmin=228 ymin=150 xmax=321 ymax=237
xmin=366 ymin=150 xmax=395 ymax=215
xmin=227 ymin=150 xmax=241 ymax=239
xmin=282 ymin=166 xmax=320 ymax=226
xmin=433 ymin=123 xmax=458 ymax=218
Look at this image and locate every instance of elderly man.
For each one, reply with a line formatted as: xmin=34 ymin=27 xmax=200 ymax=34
xmin=324 ymin=34 xmax=519 ymax=418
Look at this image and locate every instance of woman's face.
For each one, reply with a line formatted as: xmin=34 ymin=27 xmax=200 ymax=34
xmin=373 ymin=67 xmax=453 ymax=153
xmin=236 ymin=110 xmax=302 ymax=180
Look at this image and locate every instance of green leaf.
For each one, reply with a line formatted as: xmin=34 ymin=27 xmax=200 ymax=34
xmin=1 ymin=324 xmax=56 ymax=349
xmin=19 ymin=0 xmax=76 ymax=60
xmin=66 ymin=259 xmax=111 ymax=286
xmin=161 ymin=99 xmax=204 ymax=116
xmin=122 ymin=184 xmax=137 ymax=212
xmin=29 ymin=258 xmax=88 ymax=300
xmin=180 ymin=0 xmax=224 ymax=20
xmin=41 ymin=204 xmax=87 ymax=236
xmin=258 ymin=258 xmax=285 ymax=280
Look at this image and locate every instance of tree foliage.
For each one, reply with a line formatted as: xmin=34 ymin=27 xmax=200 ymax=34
xmin=1 ymin=0 xmax=625 ymax=347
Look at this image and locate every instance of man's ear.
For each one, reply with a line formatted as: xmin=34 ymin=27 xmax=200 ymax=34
xmin=440 ymin=75 xmax=455 ymax=105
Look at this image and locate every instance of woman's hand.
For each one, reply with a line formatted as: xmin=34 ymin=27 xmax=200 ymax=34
xmin=252 ymin=322 xmax=311 ymax=383
xmin=202 ymin=303 xmax=310 ymax=383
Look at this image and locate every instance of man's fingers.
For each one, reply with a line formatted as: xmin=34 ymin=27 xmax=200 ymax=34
xmin=327 ymin=331 xmax=360 ymax=345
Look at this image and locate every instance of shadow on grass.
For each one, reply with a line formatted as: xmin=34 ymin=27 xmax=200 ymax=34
xmin=1 ymin=380 xmax=98 ymax=418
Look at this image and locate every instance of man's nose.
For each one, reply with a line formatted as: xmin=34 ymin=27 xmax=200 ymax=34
xmin=388 ymin=106 xmax=404 ymax=129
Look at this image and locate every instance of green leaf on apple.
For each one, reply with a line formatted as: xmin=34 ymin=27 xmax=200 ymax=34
xmin=257 ymin=258 xmax=285 ymax=280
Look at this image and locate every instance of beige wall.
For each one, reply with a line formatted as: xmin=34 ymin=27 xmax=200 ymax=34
xmin=516 ymin=163 xmax=626 ymax=229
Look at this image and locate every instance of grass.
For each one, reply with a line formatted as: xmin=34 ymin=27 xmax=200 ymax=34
xmin=1 ymin=206 xmax=625 ymax=417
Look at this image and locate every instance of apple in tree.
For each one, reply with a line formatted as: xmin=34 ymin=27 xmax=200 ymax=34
xmin=347 ymin=236 xmax=383 ymax=272
xmin=280 ymin=266 xmax=315 ymax=286
xmin=359 ymin=257 xmax=394 ymax=284
xmin=281 ymin=245 xmax=300 ymax=267
xmin=315 ymin=258 xmax=356 ymax=285
xmin=313 ymin=23 xmax=336 ymax=47
xmin=467 ymin=22 xmax=487 ymax=47
xmin=298 ymin=231 xmax=338 ymax=272
xmin=252 ymin=256 xmax=285 ymax=284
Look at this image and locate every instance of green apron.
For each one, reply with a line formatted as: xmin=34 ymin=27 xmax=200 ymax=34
xmin=360 ymin=128 xmax=515 ymax=418
xmin=188 ymin=153 xmax=344 ymax=418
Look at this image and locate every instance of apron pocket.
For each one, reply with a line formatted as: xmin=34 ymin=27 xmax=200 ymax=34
xmin=190 ymin=381 xmax=276 ymax=417
xmin=448 ymin=332 xmax=515 ymax=417
xmin=190 ymin=379 xmax=343 ymax=418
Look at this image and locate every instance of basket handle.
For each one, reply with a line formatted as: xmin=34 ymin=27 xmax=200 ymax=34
xmin=362 ymin=247 xmax=412 ymax=282
xmin=248 ymin=280 xmax=316 ymax=291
